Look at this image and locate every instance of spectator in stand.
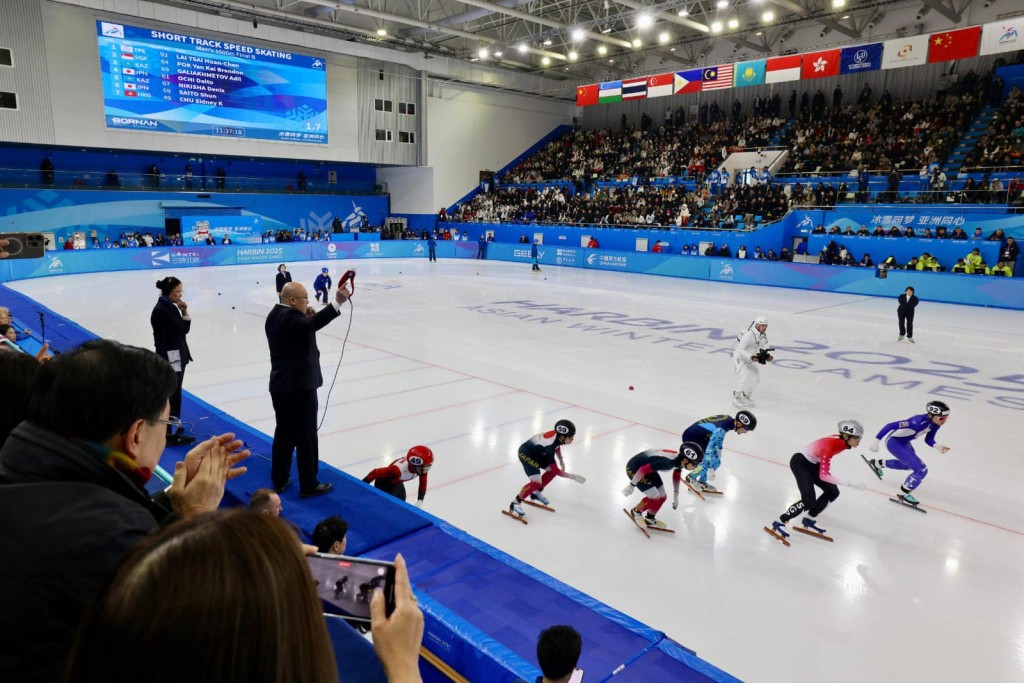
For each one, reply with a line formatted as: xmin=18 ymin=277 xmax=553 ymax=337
xmin=780 ymin=247 xmax=792 ymax=262
xmin=718 ymin=244 xmax=731 ymax=257
xmin=65 ymin=510 xmax=425 ymax=683
xmin=999 ymin=237 xmax=1019 ymax=265
xmin=533 ymin=625 xmax=582 ymax=683
xmin=859 ymin=253 xmax=874 ymax=267
xmin=0 ymin=339 xmax=250 ymax=683
xmin=587 ymin=237 xmax=599 ymax=249
xmin=950 ymin=227 xmax=968 ymax=240
xmin=313 ymin=514 xmax=349 ymax=555
xmin=0 ymin=307 xmax=32 ymax=342
xmin=250 ymin=488 xmax=283 ymax=517
xmin=651 ymin=241 xmax=663 ymax=253
xmin=736 ymin=245 xmax=747 ymax=259
xmin=988 ymin=229 xmax=1007 ymax=243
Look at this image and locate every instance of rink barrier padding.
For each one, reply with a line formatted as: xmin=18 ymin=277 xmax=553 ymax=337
xmin=0 ymin=283 xmax=739 ymax=682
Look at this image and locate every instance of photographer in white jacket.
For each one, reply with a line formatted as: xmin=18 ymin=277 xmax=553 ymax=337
xmin=732 ymin=316 xmax=773 ymax=408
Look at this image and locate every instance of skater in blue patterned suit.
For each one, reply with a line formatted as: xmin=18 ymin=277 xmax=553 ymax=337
xmin=864 ymin=400 xmax=951 ymax=507
xmin=681 ymin=411 xmax=756 ymax=493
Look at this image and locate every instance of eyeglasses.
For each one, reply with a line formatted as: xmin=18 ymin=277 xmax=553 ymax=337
xmin=150 ymin=417 xmax=185 ymax=430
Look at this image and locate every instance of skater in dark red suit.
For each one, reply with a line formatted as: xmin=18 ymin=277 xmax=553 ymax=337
xmin=362 ymin=446 xmax=433 ymax=507
xmin=767 ymin=419 xmax=866 ymax=543
xmin=621 ymin=444 xmax=703 ymax=530
xmin=507 ymin=420 xmax=584 ymax=519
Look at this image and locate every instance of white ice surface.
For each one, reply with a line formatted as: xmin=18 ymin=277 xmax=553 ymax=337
xmin=11 ymin=258 xmax=1024 ymax=682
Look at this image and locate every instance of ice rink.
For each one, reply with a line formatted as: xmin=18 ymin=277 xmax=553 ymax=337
xmin=11 ymin=258 xmax=1024 ymax=682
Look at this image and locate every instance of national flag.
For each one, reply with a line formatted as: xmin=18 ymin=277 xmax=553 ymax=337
xmin=121 ymin=52 xmax=134 ymax=60
xmin=599 ymin=81 xmax=622 ymax=103
xmin=927 ymin=26 xmax=981 ymax=63
xmin=733 ymin=59 xmax=765 ymax=87
xmin=840 ymin=42 xmax=882 ymax=75
xmin=881 ymin=35 xmax=928 ymax=69
xmin=801 ymin=49 xmax=840 ymax=79
xmin=674 ymin=69 xmax=703 ymax=94
xmin=646 ymin=73 xmax=674 ymax=98
xmin=980 ymin=18 xmax=1024 ymax=56
xmin=121 ymin=45 xmax=133 ymax=53
xmin=122 ymin=67 xmax=136 ymax=75
xmin=702 ymin=64 xmax=733 ymax=91
xmin=622 ymin=77 xmax=647 ymax=100
xmin=123 ymin=82 xmax=136 ymax=90
xmin=124 ymin=90 xmax=137 ymax=97
xmin=576 ymin=84 xmax=599 ymax=107
xmin=765 ymin=55 xmax=801 ymax=83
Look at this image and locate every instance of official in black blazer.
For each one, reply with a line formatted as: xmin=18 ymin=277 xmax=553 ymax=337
xmin=151 ymin=277 xmax=196 ymax=446
xmin=275 ymin=263 xmax=292 ymax=293
xmin=265 ymin=280 xmax=352 ymax=497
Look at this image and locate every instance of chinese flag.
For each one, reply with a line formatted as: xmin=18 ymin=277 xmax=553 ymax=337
xmin=927 ymin=26 xmax=981 ymax=63
xmin=576 ymin=84 xmax=599 ymax=107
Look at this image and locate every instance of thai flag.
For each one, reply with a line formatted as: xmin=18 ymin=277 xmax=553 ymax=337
xmin=622 ymin=77 xmax=648 ymax=100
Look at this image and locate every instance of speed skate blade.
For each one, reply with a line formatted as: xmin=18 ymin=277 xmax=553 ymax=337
xmin=860 ymin=454 xmax=883 ymax=480
xmin=623 ymin=509 xmax=650 ymax=538
xmin=890 ymin=497 xmax=927 ymax=514
xmin=684 ymin=481 xmax=706 ymax=500
xmin=523 ymin=499 xmax=556 ymax=512
xmin=763 ymin=526 xmax=791 ymax=547
xmin=646 ymin=524 xmax=676 ymax=534
xmin=793 ymin=527 xmax=834 ymax=542
xmin=501 ymin=510 xmax=528 ymax=525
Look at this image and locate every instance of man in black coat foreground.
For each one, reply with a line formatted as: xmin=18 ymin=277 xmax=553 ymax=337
xmin=266 ymin=279 xmax=352 ymax=498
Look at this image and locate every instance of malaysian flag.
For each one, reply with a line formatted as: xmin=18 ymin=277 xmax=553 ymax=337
xmin=622 ymin=77 xmax=647 ymax=100
xmin=701 ymin=64 xmax=733 ymax=90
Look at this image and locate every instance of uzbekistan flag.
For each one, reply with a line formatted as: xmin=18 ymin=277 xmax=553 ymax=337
xmin=599 ymin=81 xmax=622 ymax=103
xmin=674 ymin=69 xmax=703 ymax=94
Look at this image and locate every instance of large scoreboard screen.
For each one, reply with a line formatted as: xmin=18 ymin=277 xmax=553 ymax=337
xmin=96 ymin=20 xmax=328 ymax=144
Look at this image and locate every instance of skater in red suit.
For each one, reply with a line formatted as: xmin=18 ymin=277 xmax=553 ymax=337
xmin=362 ymin=446 xmax=433 ymax=507
xmin=767 ymin=419 xmax=866 ymax=542
xmin=621 ymin=443 xmax=704 ymax=530
xmin=507 ymin=419 xmax=584 ymax=519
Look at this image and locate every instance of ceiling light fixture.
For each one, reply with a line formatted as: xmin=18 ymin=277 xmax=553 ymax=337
xmin=710 ymin=21 xmax=723 ymax=32
xmin=728 ymin=18 xmax=739 ymax=29
xmin=637 ymin=14 xmax=654 ymax=29
xmin=572 ymin=28 xmax=585 ymax=41
xmin=494 ymin=49 xmax=503 ymax=57
xmin=376 ymin=28 xmax=387 ymax=36
xmin=677 ymin=8 xmax=689 ymax=16
xmin=832 ymin=0 xmax=846 ymax=7
xmin=543 ymin=38 xmax=552 ymax=46
xmin=717 ymin=0 xmax=728 ymax=9
xmin=517 ymin=43 xmax=528 ymax=53
xmin=597 ymin=45 xmax=608 ymax=55
xmin=541 ymin=56 xmax=551 ymax=66
xmin=632 ymin=37 xmax=642 ymax=47
xmin=761 ymin=10 xmax=774 ymax=22
xmin=568 ymin=50 xmax=579 ymax=60
xmin=658 ymin=31 xmax=670 ymax=43
xmin=478 ymin=47 xmax=489 ymax=59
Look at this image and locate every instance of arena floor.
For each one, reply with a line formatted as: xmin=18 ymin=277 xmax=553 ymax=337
xmin=11 ymin=258 xmax=1024 ymax=682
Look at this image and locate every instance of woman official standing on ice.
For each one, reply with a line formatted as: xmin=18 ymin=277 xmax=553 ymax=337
xmin=732 ymin=316 xmax=772 ymax=408
xmin=151 ymin=276 xmax=195 ymax=446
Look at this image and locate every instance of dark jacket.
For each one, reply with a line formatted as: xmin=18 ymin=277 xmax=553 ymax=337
xmin=0 ymin=422 xmax=174 ymax=683
xmin=897 ymin=293 xmax=919 ymax=314
xmin=150 ymin=296 xmax=192 ymax=367
xmin=265 ymin=303 xmax=341 ymax=393
xmin=275 ymin=270 xmax=293 ymax=293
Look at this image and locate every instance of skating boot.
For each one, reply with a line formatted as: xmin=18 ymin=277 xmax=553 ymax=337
xmin=644 ymin=515 xmax=668 ymax=530
xmin=771 ymin=521 xmax=790 ymax=539
xmin=898 ymin=335 xmax=905 ymax=342
xmin=741 ymin=392 xmax=756 ymax=407
xmin=801 ymin=517 xmax=827 ymax=535
xmin=865 ymin=458 xmax=884 ymax=479
xmin=530 ymin=491 xmax=551 ymax=506
xmin=732 ymin=391 xmax=746 ymax=409
xmin=509 ymin=500 xmax=526 ymax=517
xmin=897 ymin=492 xmax=920 ymax=506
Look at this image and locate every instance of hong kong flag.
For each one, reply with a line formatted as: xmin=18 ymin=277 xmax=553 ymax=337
xmin=123 ymin=91 xmax=138 ymax=97
xmin=927 ymin=26 xmax=981 ymax=63
xmin=801 ymin=49 xmax=840 ymax=79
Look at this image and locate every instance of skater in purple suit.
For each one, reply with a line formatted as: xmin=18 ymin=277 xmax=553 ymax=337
xmin=864 ymin=401 xmax=951 ymax=508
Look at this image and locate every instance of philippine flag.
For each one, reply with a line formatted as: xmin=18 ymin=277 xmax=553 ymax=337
xmin=674 ymin=69 xmax=703 ymax=94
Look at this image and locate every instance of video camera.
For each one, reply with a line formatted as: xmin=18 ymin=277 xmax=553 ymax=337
xmin=756 ymin=348 xmax=775 ymax=365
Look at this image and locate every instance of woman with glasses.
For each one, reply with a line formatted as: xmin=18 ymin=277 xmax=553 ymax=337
xmin=152 ymin=276 xmax=195 ymax=446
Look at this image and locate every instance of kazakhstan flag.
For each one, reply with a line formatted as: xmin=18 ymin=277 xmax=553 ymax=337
xmin=733 ymin=59 xmax=766 ymax=87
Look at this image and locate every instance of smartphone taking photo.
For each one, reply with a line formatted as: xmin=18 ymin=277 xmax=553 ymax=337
xmin=307 ymin=553 xmax=395 ymax=622
xmin=2 ymin=233 xmax=46 ymax=259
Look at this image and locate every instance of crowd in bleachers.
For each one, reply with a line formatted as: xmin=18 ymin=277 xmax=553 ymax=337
xmin=780 ymin=90 xmax=982 ymax=175
xmin=813 ymin=231 xmax=1018 ymax=276
xmin=963 ymin=87 xmax=1024 ymax=172
xmin=809 ymin=224 xmax=1011 ymax=240
xmin=502 ymin=115 xmax=787 ymax=184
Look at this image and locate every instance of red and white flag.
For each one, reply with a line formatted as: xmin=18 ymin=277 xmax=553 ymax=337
xmin=765 ymin=55 xmax=801 ymax=83
xmin=800 ymin=49 xmax=840 ymax=79
xmin=622 ymin=77 xmax=648 ymax=100
xmin=646 ymin=73 xmax=674 ymax=98
xmin=701 ymin=64 xmax=733 ymax=90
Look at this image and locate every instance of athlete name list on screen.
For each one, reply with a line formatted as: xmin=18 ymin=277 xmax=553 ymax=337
xmin=96 ymin=21 xmax=329 ymax=144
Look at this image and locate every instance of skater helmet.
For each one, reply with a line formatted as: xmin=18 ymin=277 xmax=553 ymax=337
xmin=926 ymin=400 xmax=950 ymax=417
xmin=678 ymin=441 xmax=704 ymax=468
xmin=554 ymin=419 xmax=576 ymax=439
xmin=406 ymin=445 xmax=434 ymax=474
xmin=322 ymin=267 xmax=329 ymax=273
xmin=735 ymin=410 xmax=757 ymax=431
xmin=837 ymin=419 xmax=864 ymax=439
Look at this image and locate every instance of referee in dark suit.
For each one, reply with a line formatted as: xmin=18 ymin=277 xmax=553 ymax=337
xmin=265 ymin=279 xmax=351 ymax=498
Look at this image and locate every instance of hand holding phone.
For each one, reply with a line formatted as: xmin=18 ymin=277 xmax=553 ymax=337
xmin=308 ymin=552 xmax=396 ymax=622
xmin=370 ymin=554 xmax=424 ymax=682
xmin=0 ymin=233 xmax=45 ymax=260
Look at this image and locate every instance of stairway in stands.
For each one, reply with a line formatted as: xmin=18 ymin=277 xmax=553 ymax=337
xmin=946 ymin=106 xmax=999 ymax=175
